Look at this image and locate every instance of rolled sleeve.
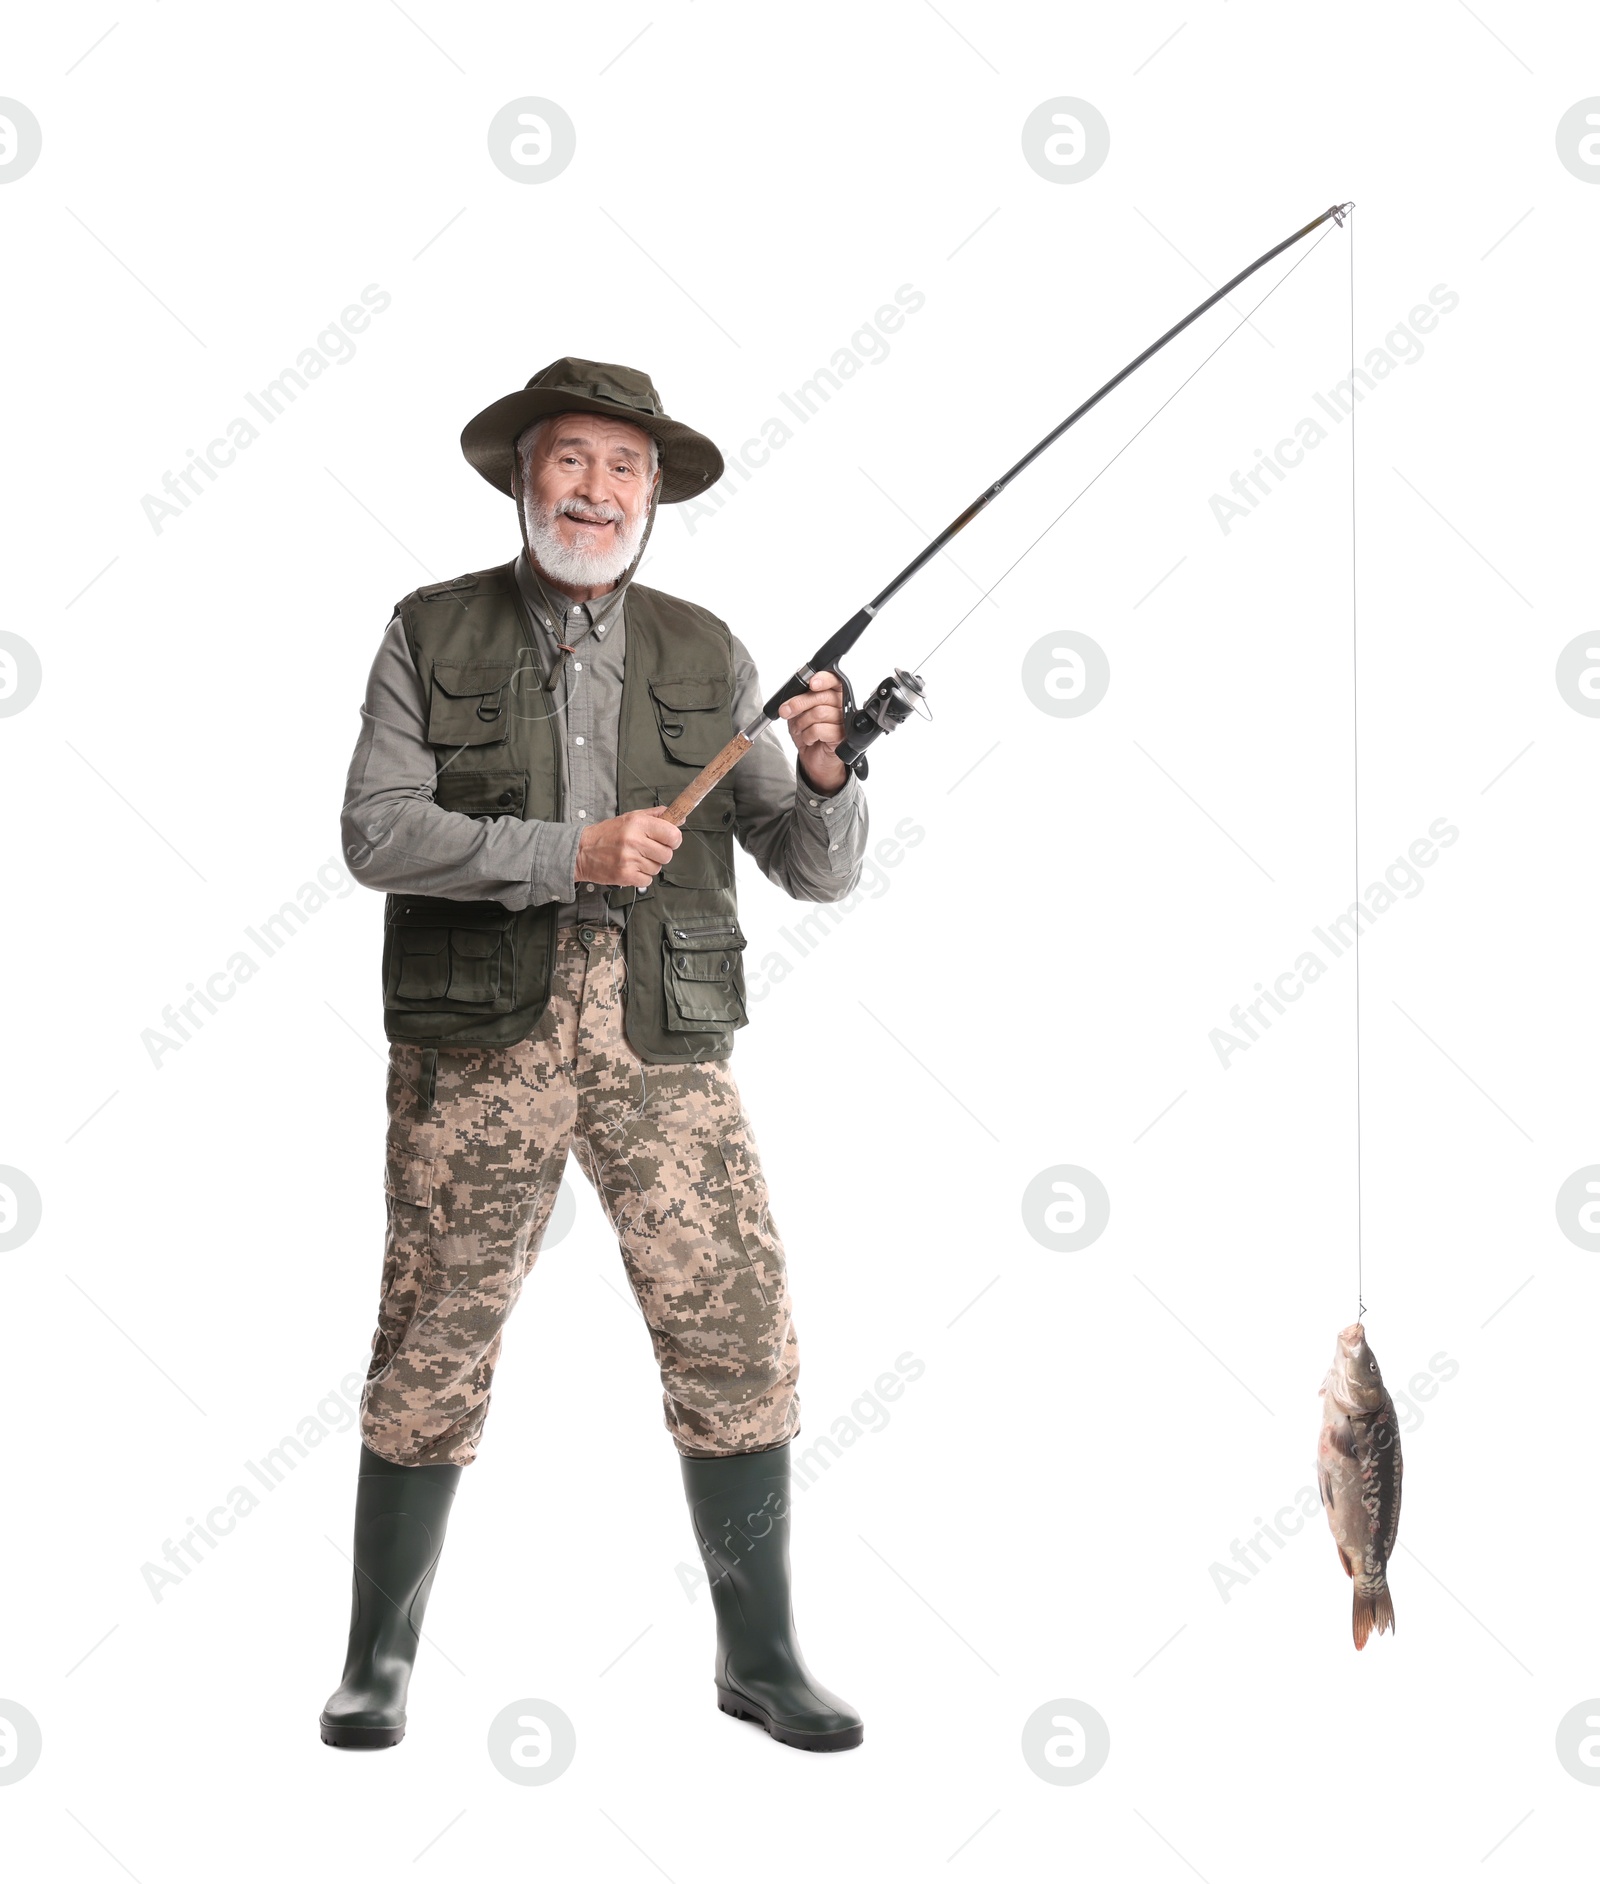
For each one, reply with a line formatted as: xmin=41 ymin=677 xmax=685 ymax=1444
xmin=727 ymin=638 xmax=868 ymax=901
xmin=340 ymin=615 xmax=582 ymax=909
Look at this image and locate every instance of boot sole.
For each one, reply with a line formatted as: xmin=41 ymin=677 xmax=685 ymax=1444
xmin=716 ymin=1688 xmax=863 ymax=1752
xmin=319 ymin=1717 xmax=406 ymax=1750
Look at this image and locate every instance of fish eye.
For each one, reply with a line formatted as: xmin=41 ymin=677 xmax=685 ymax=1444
xmin=1368 ymin=1361 xmax=1377 ymax=1373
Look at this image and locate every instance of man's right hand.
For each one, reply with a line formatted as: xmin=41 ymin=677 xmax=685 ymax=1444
xmin=575 ymin=809 xmax=683 ymax=888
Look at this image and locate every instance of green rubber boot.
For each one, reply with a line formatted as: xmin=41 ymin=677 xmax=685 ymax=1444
xmin=681 ymin=1442 xmax=863 ymax=1752
xmin=319 ymin=1445 xmax=462 ymax=1750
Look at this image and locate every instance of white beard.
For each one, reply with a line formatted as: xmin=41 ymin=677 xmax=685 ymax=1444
xmin=522 ymin=493 xmax=649 ymax=589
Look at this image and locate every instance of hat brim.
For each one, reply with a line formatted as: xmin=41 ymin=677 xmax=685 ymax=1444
xmin=460 ymin=389 xmax=723 ymax=505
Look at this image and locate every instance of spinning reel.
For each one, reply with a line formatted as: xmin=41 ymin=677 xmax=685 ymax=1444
xmin=828 ymin=666 xmax=931 ymax=779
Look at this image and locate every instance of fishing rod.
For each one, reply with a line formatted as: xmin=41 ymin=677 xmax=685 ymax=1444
xmin=662 ymin=199 xmax=1353 ymax=827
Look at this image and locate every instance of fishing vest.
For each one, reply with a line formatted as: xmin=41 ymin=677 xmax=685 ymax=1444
xmin=381 ymin=560 xmax=747 ymax=1063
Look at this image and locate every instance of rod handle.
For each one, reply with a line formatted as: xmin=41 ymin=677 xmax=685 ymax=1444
xmin=660 ymin=731 xmax=754 ymax=828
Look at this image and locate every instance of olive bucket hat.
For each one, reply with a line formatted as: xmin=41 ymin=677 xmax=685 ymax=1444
xmin=460 ymin=356 xmax=724 ymax=505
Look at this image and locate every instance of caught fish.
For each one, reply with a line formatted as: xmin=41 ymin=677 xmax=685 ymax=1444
xmin=1317 ymin=1322 xmax=1402 ymax=1649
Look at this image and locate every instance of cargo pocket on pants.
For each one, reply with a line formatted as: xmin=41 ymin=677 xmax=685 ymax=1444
xmin=716 ymin=1128 xmax=775 ymax=1306
xmin=371 ymin=1112 xmax=437 ymax=1379
xmin=384 ymin=1135 xmax=435 ymax=1210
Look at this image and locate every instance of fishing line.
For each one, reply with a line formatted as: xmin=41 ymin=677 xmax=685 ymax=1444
xmin=914 ymin=221 xmax=1341 ymax=672
xmin=1349 ymin=208 xmax=1364 ymax=1325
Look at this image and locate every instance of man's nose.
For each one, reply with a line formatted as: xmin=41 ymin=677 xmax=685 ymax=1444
xmin=572 ymin=472 xmax=621 ymax=513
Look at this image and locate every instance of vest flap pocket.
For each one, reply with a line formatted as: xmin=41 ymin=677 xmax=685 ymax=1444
xmin=649 ymin=675 xmax=728 ymax=712
xmin=662 ymin=928 xmax=748 ymax=1032
xmin=385 ymin=898 xmax=517 ymax=1014
xmin=448 ymin=927 xmax=503 ymax=1003
xmin=648 ymin=673 xmax=732 ymax=766
xmin=428 ymin=659 xmax=516 ymax=747
xmin=394 ymin=927 xmax=449 ymax=1000
xmin=434 ymin=770 xmax=527 ymax=818
xmin=434 ymin=659 xmax=518 ymax=697
xmin=680 ymin=797 xmax=736 ymax=832
xmin=660 ymin=812 xmax=735 ymax=887
xmin=672 ymin=947 xmax=738 ymax=982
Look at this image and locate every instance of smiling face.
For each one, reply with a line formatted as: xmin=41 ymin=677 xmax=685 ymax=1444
xmin=515 ymin=412 xmax=661 ymax=597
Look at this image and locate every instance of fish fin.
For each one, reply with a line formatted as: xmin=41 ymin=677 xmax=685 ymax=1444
xmin=1318 ymin=1465 xmax=1333 ymax=1511
xmin=1352 ymin=1581 xmax=1395 ymax=1650
xmin=1336 ymin=1544 xmax=1353 ymax=1579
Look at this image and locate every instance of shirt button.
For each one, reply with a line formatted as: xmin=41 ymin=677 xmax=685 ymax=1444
xmin=808 ymin=798 xmax=818 ymax=807
xmin=577 ymin=810 xmax=587 ymax=819
xmin=573 ymin=662 xmax=582 ymax=672
xmin=574 ymin=735 xmax=585 ymax=746
xmin=829 ymin=842 xmax=839 ymax=851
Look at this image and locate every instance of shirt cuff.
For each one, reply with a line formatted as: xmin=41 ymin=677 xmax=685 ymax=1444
xmin=527 ymin=819 xmax=583 ymax=907
xmin=793 ymin=758 xmax=862 ymax=857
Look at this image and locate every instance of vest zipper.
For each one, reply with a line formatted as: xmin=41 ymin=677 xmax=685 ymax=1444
xmin=670 ymin=921 xmax=740 ymax=940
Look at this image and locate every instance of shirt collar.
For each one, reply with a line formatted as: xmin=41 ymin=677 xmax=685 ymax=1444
xmin=514 ymin=549 xmax=629 ymax=641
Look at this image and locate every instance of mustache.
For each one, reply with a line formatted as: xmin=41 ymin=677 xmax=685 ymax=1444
xmin=550 ymin=497 xmax=627 ymax=525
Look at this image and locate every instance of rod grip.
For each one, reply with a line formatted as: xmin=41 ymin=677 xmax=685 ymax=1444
xmin=660 ymin=731 xmax=754 ymax=828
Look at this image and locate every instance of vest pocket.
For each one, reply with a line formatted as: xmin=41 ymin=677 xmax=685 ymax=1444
xmin=434 ymin=770 xmax=527 ymax=817
xmin=648 ymin=674 xmax=731 ymax=766
xmin=447 ymin=928 xmax=502 ymax=1003
xmin=384 ymin=898 xmax=517 ymax=1014
xmin=427 ymin=659 xmax=517 ymax=746
xmin=660 ymin=812 xmax=734 ymax=888
xmin=393 ymin=927 xmax=450 ymax=1000
xmin=662 ymin=920 xmax=749 ymax=1032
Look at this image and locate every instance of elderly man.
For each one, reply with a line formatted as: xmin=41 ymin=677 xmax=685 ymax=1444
xmin=319 ymin=359 xmax=867 ymax=1754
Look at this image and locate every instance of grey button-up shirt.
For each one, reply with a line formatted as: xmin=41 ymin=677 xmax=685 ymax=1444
xmin=341 ymin=550 xmax=867 ymax=923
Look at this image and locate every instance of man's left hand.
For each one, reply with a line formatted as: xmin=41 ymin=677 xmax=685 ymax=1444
xmin=778 ymin=671 xmax=850 ymax=794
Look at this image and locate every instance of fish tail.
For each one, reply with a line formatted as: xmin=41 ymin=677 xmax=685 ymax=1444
xmin=1352 ymin=1578 xmax=1395 ymax=1651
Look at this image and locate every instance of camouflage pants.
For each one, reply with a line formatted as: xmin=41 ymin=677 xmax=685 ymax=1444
xmin=359 ymin=923 xmax=800 ymax=1466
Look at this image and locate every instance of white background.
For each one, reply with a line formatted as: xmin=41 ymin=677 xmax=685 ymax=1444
xmin=3 ymin=2 xmax=1597 ymax=1877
